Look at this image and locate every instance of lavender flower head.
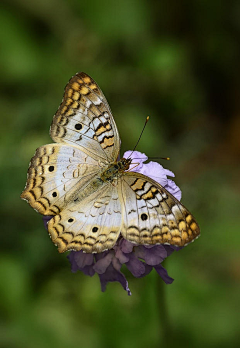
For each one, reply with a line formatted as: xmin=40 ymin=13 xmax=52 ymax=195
xmin=43 ymin=151 xmax=182 ymax=296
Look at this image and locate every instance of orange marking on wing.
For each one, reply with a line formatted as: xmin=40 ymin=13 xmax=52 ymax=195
xmin=83 ymin=76 xmax=91 ymax=84
xmin=72 ymin=101 xmax=78 ymax=109
xmin=186 ymin=214 xmax=192 ymax=224
xmin=142 ymin=190 xmax=154 ymax=200
xmin=66 ymin=109 xmax=74 ymax=116
xmin=96 ymin=125 xmax=107 ymax=136
xmin=80 ymin=86 xmax=89 ymax=95
xmin=102 ymin=136 xmax=114 ymax=148
xmin=72 ymin=91 xmax=80 ymax=101
xmin=89 ymin=83 xmax=97 ymax=90
xmin=67 ymin=89 xmax=73 ymax=97
xmin=72 ymin=82 xmax=80 ymax=90
xmin=130 ymin=179 xmax=144 ymax=191
xmin=65 ymin=98 xmax=73 ymax=106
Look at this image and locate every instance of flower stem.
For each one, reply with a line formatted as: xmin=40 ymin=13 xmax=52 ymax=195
xmin=156 ymin=262 xmax=172 ymax=345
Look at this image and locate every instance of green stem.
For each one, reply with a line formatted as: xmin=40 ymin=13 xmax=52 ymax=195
xmin=156 ymin=261 xmax=172 ymax=345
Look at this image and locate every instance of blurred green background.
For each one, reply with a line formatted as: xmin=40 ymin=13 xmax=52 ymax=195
xmin=1 ymin=0 xmax=240 ymax=347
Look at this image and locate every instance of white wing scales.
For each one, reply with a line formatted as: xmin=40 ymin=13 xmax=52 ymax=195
xmin=48 ymin=183 xmax=122 ymax=253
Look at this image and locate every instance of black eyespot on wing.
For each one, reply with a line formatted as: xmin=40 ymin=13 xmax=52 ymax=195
xmin=49 ymin=166 xmax=54 ymax=172
xmin=75 ymin=123 xmax=82 ymax=130
xmin=52 ymin=191 xmax=57 ymax=197
xmin=141 ymin=213 xmax=148 ymax=221
xmin=68 ymin=218 xmax=74 ymax=223
xmin=92 ymin=227 xmax=98 ymax=233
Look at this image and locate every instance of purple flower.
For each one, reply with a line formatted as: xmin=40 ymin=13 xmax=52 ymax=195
xmin=43 ymin=151 xmax=182 ymax=295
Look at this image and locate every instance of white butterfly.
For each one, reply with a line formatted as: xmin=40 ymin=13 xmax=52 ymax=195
xmin=21 ymin=72 xmax=200 ymax=253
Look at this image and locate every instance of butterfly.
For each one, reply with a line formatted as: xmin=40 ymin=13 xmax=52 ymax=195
xmin=21 ymin=72 xmax=200 ymax=253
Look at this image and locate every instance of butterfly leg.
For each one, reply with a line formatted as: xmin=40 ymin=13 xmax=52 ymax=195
xmin=125 ymin=162 xmax=140 ymax=172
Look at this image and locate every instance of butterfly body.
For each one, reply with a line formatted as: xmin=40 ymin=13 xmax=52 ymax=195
xmin=21 ymin=72 xmax=200 ymax=253
xmin=64 ymin=158 xmax=131 ymax=209
xmin=100 ymin=158 xmax=131 ymax=182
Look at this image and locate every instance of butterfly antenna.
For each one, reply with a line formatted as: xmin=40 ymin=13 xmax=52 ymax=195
xmin=127 ymin=116 xmax=150 ymax=159
xmin=148 ymin=156 xmax=170 ymax=161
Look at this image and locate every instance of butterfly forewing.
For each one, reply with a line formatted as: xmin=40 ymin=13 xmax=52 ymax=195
xmin=21 ymin=144 xmax=100 ymax=216
xmin=51 ymin=72 xmax=120 ymax=163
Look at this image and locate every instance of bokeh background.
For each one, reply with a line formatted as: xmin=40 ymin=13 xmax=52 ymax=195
xmin=1 ymin=0 xmax=240 ymax=347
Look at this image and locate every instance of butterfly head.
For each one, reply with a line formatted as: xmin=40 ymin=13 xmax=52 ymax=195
xmin=119 ymin=158 xmax=132 ymax=171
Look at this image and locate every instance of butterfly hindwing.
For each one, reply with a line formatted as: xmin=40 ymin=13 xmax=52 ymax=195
xmin=119 ymin=172 xmax=200 ymax=247
xmin=51 ymin=72 xmax=120 ymax=162
xmin=47 ymin=182 xmax=122 ymax=253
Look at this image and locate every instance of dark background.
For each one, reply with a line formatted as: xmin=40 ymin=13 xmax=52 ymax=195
xmin=1 ymin=1 xmax=240 ymax=347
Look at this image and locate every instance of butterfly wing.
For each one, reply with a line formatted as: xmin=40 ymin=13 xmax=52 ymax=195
xmin=51 ymin=72 xmax=120 ymax=163
xmin=118 ymin=172 xmax=200 ymax=247
xmin=47 ymin=181 xmax=122 ymax=253
xmin=21 ymin=144 xmax=100 ymax=216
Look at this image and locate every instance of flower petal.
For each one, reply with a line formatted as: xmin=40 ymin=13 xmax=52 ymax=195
xmin=136 ymin=161 xmax=169 ymax=186
xmin=114 ymin=247 xmax=129 ymax=264
xmin=74 ymin=251 xmax=94 ymax=268
xmin=80 ymin=265 xmax=96 ymax=276
xmin=125 ymin=253 xmax=147 ymax=277
xmin=98 ymin=263 xmax=132 ymax=296
xmin=165 ymin=179 xmax=182 ymax=201
xmin=163 ymin=245 xmax=183 ymax=256
xmin=112 ymin=256 xmax=122 ymax=271
xmin=164 ymin=169 xmax=175 ymax=178
xmin=67 ymin=252 xmax=95 ymax=276
xmin=138 ymin=263 xmax=153 ymax=278
xmin=42 ymin=215 xmax=53 ymax=230
xmin=119 ymin=239 xmax=134 ymax=254
xmin=123 ymin=150 xmax=148 ymax=163
xmin=154 ymin=264 xmax=174 ymax=284
xmin=134 ymin=245 xmax=168 ymax=266
xmin=93 ymin=253 xmax=114 ymax=274
xmin=67 ymin=252 xmax=79 ymax=273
